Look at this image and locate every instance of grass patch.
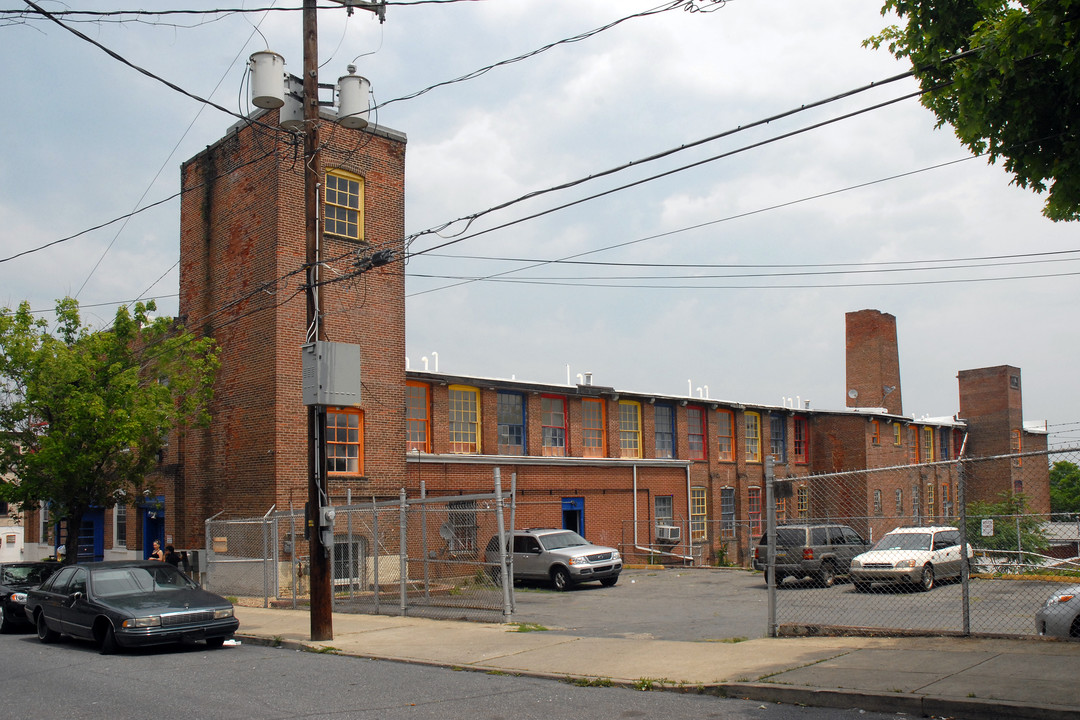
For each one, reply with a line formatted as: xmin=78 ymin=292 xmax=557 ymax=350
xmin=271 ymin=635 xmax=283 ymax=647
xmin=304 ymin=645 xmax=340 ymax=654
xmin=704 ymin=637 xmax=747 ymax=644
xmin=225 ymin=596 xmax=239 ymax=604
xmin=633 ymin=677 xmax=671 ymax=691
xmin=566 ymin=676 xmax=614 ymax=687
xmin=509 ymin=622 xmax=549 ymax=633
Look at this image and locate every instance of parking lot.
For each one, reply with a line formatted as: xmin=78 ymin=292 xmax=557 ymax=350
xmin=510 ymin=567 xmax=1056 ymax=640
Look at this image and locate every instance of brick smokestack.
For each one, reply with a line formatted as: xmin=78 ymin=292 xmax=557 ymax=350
xmin=845 ymin=309 xmax=903 ymax=416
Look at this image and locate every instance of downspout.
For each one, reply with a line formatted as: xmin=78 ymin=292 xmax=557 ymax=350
xmin=632 ymin=464 xmax=638 ymax=548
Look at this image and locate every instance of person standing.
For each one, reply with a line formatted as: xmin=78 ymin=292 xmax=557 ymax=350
xmin=149 ymin=539 xmax=164 ymax=562
xmin=163 ymin=545 xmax=181 ymax=567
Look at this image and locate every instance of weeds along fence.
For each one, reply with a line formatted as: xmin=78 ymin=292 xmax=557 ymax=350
xmin=763 ymin=448 xmax=1080 ymax=639
xmin=203 ymin=478 xmax=517 ymax=623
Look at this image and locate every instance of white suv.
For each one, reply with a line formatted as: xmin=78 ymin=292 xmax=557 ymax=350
xmin=486 ymin=529 xmax=622 ymax=591
xmin=849 ymin=526 xmax=970 ymax=592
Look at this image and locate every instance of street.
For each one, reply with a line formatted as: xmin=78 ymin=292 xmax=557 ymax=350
xmin=0 ymin=631 xmax=906 ymax=720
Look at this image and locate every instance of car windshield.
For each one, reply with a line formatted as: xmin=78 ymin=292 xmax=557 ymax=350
xmin=539 ymin=531 xmax=589 ymax=550
xmin=2 ymin=564 xmax=55 ymax=585
xmin=872 ymin=533 xmax=931 ymax=552
xmin=91 ymin=565 xmax=197 ymax=597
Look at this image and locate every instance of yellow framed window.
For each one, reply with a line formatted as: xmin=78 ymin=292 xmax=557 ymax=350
xmin=324 ymin=169 xmax=364 ymax=240
xmin=690 ymin=487 xmax=707 ymax=542
xmin=619 ymin=400 xmax=641 ymax=459
xmin=745 ymin=412 xmax=761 ymax=463
xmin=797 ymin=486 xmax=809 ymax=518
xmin=582 ymin=398 xmax=606 ymax=457
xmin=921 ymin=427 xmax=934 ymax=462
xmin=406 ymin=381 xmax=430 ymax=452
xmin=893 ymin=423 xmax=902 ymax=446
xmin=327 ymin=408 xmax=363 ymax=475
xmin=748 ymin=486 xmax=762 ymax=536
xmin=448 ymin=385 xmax=480 ymax=454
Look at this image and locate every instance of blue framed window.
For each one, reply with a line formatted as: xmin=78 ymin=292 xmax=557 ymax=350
xmin=497 ymin=391 xmax=525 ymax=455
xmin=654 ymin=404 xmax=675 ymax=459
xmin=769 ymin=413 xmax=786 ymax=463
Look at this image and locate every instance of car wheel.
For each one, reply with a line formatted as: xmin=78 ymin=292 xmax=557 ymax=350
xmin=206 ymin=636 xmax=226 ymax=649
xmin=36 ymin=612 xmax=59 ymax=643
xmin=0 ymin=605 xmax=10 ymax=634
xmin=919 ymin=564 xmax=935 ymax=591
xmin=764 ymin=568 xmax=785 ymax=587
xmin=99 ymin=622 xmax=118 ymax=655
xmin=551 ymin=567 xmax=571 ymax=591
xmin=600 ymin=576 xmax=618 ymax=588
xmin=853 ymin=580 xmax=871 ymax=593
xmin=817 ymin=563 xmax=837 ymax=588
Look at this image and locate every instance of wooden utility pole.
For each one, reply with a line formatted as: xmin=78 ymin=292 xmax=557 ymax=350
xmin=303 ymin=0 xmax=333 ymax=642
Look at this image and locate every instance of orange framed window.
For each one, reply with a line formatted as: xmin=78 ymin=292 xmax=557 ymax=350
xmin=619 ymin=400 xmax=641 ymax=459
xmin=448 ymin=385 xmax=480 ymax=454
xmin=745 ymin=412 xmax=761 ymax=463
xmin=406 ymin=381 xmax=430 ymax=452
xmin=870 ymin=420 xmax=880 ymax=445
xmin=687 ymin=406 xmax=706 ymax=460
xmin=541 ymin=395 xmax=567 ymax=457
xmin=1011 ymin=429 xmax=1022 ymax=466
xmin=793 ymin=416 xmax=808 ymax=464
xmin=717 ymin=409 xmax=733 ymax=461
xmin=327 ymin=408 xmax=363 ymax=475
xmin=582 ymin=398 xmax=606 ymax=457
xmin=324 ymin=169 xmax=364 ymax=241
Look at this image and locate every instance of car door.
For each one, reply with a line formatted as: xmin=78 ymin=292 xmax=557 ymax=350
xmin=35 ymin=565 xmax=76 ymax=632
xmin=513 ymin=536 xmax=544 ymax=579
xmin=839 ymin=527 xmax=868 ymax=570
xmin=60 ymin=567 xmax=96 ymax=640
xmin=933 ymin=530 xmax=962 ymax=577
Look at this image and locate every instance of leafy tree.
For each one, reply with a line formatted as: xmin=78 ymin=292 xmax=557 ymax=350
xmin=958 ymin=492 xmax=1048 ymax=565
xmin=1050 ymin=460 xmax=1080 ymax=515
xmin=866 ymin=1 xmax=1080 ymax=221
xmin=0 ymin=298 xmax=219 ymax=563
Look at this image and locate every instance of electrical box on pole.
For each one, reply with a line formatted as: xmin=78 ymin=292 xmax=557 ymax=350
xmin=302 ymin=341 xmax=362 ymax=407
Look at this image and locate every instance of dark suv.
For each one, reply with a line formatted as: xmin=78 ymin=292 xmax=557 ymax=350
xmin=486 ymin=528 xmax=622 ymax=591
xmin=753 ymin=523 xmax=870 ymax=587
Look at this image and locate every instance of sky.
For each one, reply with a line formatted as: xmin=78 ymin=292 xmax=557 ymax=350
xmin=2 ymin=0 xmax=1078 ymax=447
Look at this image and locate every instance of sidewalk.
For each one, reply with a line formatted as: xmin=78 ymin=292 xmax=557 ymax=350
xmin=232 ymin=606 xmax=1080 ymax=720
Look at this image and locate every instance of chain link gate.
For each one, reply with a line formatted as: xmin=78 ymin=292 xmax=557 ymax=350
xmin=203 ymin=473 xmax=518 ymax=622
xmin=763 ymin=448 xmax=1080 ymax=639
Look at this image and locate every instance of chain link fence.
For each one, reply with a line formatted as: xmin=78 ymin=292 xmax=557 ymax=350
xmin=763 ymin=448 xmax=1080 ymax=639
xmin=203 ymin=480 xmax=516 ymax=622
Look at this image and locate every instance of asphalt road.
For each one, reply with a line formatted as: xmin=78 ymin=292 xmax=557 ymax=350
xmin=0 ymin=630 xmax=905 ymax=720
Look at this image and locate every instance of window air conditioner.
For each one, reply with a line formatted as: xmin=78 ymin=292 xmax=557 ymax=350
xmin=656 ymin=525 xmax=681 ymax=542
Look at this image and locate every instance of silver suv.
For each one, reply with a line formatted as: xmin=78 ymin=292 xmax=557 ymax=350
xmin=487 ymin=529 xmax=622 ymax=591
xmin=753 ymin=523 xmax=870 ymax=587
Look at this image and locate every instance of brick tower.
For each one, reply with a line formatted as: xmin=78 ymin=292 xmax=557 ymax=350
xmin=845 ymin=309 xmax=903 ymax=415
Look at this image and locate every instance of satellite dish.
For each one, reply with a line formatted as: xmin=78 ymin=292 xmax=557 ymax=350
xmin=848 ymin=389 xmax=859 ymax=399
xmin=439 ymin=523 xmax=454 ymax=542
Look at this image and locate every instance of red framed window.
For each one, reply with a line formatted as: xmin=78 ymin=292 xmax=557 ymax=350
xmin=541 ymin=395 xmax=567 ymax=457
xmin=793 ymin=416 xmax=808 ymax=464
xmin=406 ymin=381 xmax=430 ymax=452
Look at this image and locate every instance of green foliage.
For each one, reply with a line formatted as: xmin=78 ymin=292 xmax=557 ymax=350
xmin=1050 ymin=460 xmax=1080 ymax=515
xmin=958 ymin=492 xmax=1048 ymax=557
xmin=0 ymin=298 xmax=219 ymax=559
xmin=866 ymin=0 xmax=1080 ymax=221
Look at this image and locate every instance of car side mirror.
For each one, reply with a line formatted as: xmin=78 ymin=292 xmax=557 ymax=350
xmin=70 ymin=591 xmax=84 ymax=602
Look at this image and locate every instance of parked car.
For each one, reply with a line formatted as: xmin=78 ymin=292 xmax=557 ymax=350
xmin=25 ymin=560 xmax=239 ymax=653
xmin=485 ymin=528 xmax=621 ymax=590
xmin=849 ymin=526 xmax=970 ymax=592
xmin=0 ymin=561 xmax=60 ymax=633
xmin=753 ymin=523 xmax=870 ymax=587
xmin=1036 ymin=584 xmax=1080 ymax=638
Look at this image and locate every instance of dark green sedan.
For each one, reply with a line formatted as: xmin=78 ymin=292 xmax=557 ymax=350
xmin=25 ymin=560 xmax=238 ymax=654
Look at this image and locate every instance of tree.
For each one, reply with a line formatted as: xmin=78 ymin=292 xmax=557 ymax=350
xmin=959 ymin=491 xmax=1048 ymax=567
xmin=867 ymin=1 xmax=1080 ymax=221
xmin=0 ymin=298 xmax=219 ymax=563
xmin=1050 ymin=460 xmax=1080 ymax=515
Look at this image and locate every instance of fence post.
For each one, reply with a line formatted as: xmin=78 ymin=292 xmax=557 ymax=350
xmin=958 ymin=459 xmax=971 ymax=636
xmin=347 ymin=489 xmax=354 ymax=600
xmin=765 ymin=455 xmax=777 ymax=638
xmin=421 ymin=481 xmax=430 ymax=600
xmin=289 ymin=503 xmax=297 ymax=610
xmin=510 ymin=472 xmax=517 ymax=614
xmin=494 ymin=468 xmax=512 ymax=621
xmin=262 ymin=505 xmax=273 ymax=608
xmin=399 ymin=488 xmax=408 ymax=617
xmin=373 ymin=496 xmax=380 ymax=615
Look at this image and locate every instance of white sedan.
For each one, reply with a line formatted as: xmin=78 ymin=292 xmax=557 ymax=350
xmin=850 ymin=526 xmax=970 ymax=592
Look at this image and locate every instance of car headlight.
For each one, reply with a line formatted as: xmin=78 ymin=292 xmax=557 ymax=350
xmin=894 ymin=559 xmax=917 ymax=569
xmin=10 ymin=591 xmax=27 ymax=604
xmin=1046 ymin=593 xmax=1075 ymax=607
xmin=612 ymin=551 xmax=621 ymax=562
xmin=214 ymin=608 xmax=234 ymax=619
xmin=567 ymin=555 xmax=589 ymax=566
xmin=122 ymin=616 xmax=162 ymax=628
xmin=850 ymin=559 xmax=861 ymax=568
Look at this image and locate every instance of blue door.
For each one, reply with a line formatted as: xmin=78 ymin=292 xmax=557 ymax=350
xmin=76 ymin=510 xmax=105 ymax=562
xmin=562 ymin=497 xmax=584 ymax=536
xmin=143 ymin=500 xmax=165 ymax=559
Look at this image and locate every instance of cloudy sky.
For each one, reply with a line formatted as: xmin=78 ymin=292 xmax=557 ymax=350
xmin=2 ymin=0 xmax=1078 ymax=446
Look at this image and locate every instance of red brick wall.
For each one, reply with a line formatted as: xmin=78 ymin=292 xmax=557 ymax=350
xmin=846 ymin=309 xmax=903 ymax=415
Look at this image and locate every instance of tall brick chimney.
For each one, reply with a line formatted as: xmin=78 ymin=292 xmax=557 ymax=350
xmin=845 ymin=309 xmax=903 ymax=415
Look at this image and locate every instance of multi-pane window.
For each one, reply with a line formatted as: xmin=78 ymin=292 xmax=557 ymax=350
xmin=327 ymin=408 xmax=363 ymax=475
xmin=405 ymin=381 xmax=430 ymax=452
xmin=720 ymin=487 xmax=735 ymax=537
xmin=690 ymin=487 xmax=707 ymax=541
xmin=39 ymin=502 xmax=50 ymax=544
xmin=895 ymin=488 xmax=903 ymax=516
xmin=921 ymin=427 xmax=934 ymax=462
xmin=687 ymin=406 xmax=705 ymax=460
xmin=873 ymin=490 xmax=882 ymax=516
xmin=497 ymin=392 xmax=525 ymax=455
xmin=745 ymin=412 xmax=761 ymax=463
xmin=871 ymin=420 xmax=880 ymax=445
xmin=448 ymin=386 xmax=480 ymax=454
xmin=912 ymin=483 xmax=921 ymax=519
xmin=908 ymin=426 xmax=919 ymax=464
xmin=797 ymin=486 xmax=809 ymax=518
xmin=654 ymin=404 xmax=675 ymax=459
xmin=942 ymin=482 xmax=952 ymax=518
xmin=716 ymin=410 xmax=734 ymax=461
xmin=926 ymin=482 xmax=935 ymax=518
xmin=582 ymin=399 xmax=605 ymax=458
xmin=114 ymin=504 xmax=126 ymax=547
xmin=324 ymin=170 xmax=363 ymax=240
xmin=939 ymin=429 xmax=950 ymax=461
xmin=1011 ymin=429 xmax=1023 ymax=466
xmin=448 ymin=500 xmax=477 ymax=552
xmin=769 ymin=413 xmax=786 ymax=462
xmin=541 ymin=395 xmax=567 ymax=457
xmin=619 ymin=401 xmax=641 ymax=459
xmin=893 ymin=423 xmax=902 ymax=446
xmin=748 ymin=487 xmax=762 ymax=536
xmin=793 ymin=417 xmax=808 ymax=464
xmin=655 ymin=495 xmax=674 ymax=526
